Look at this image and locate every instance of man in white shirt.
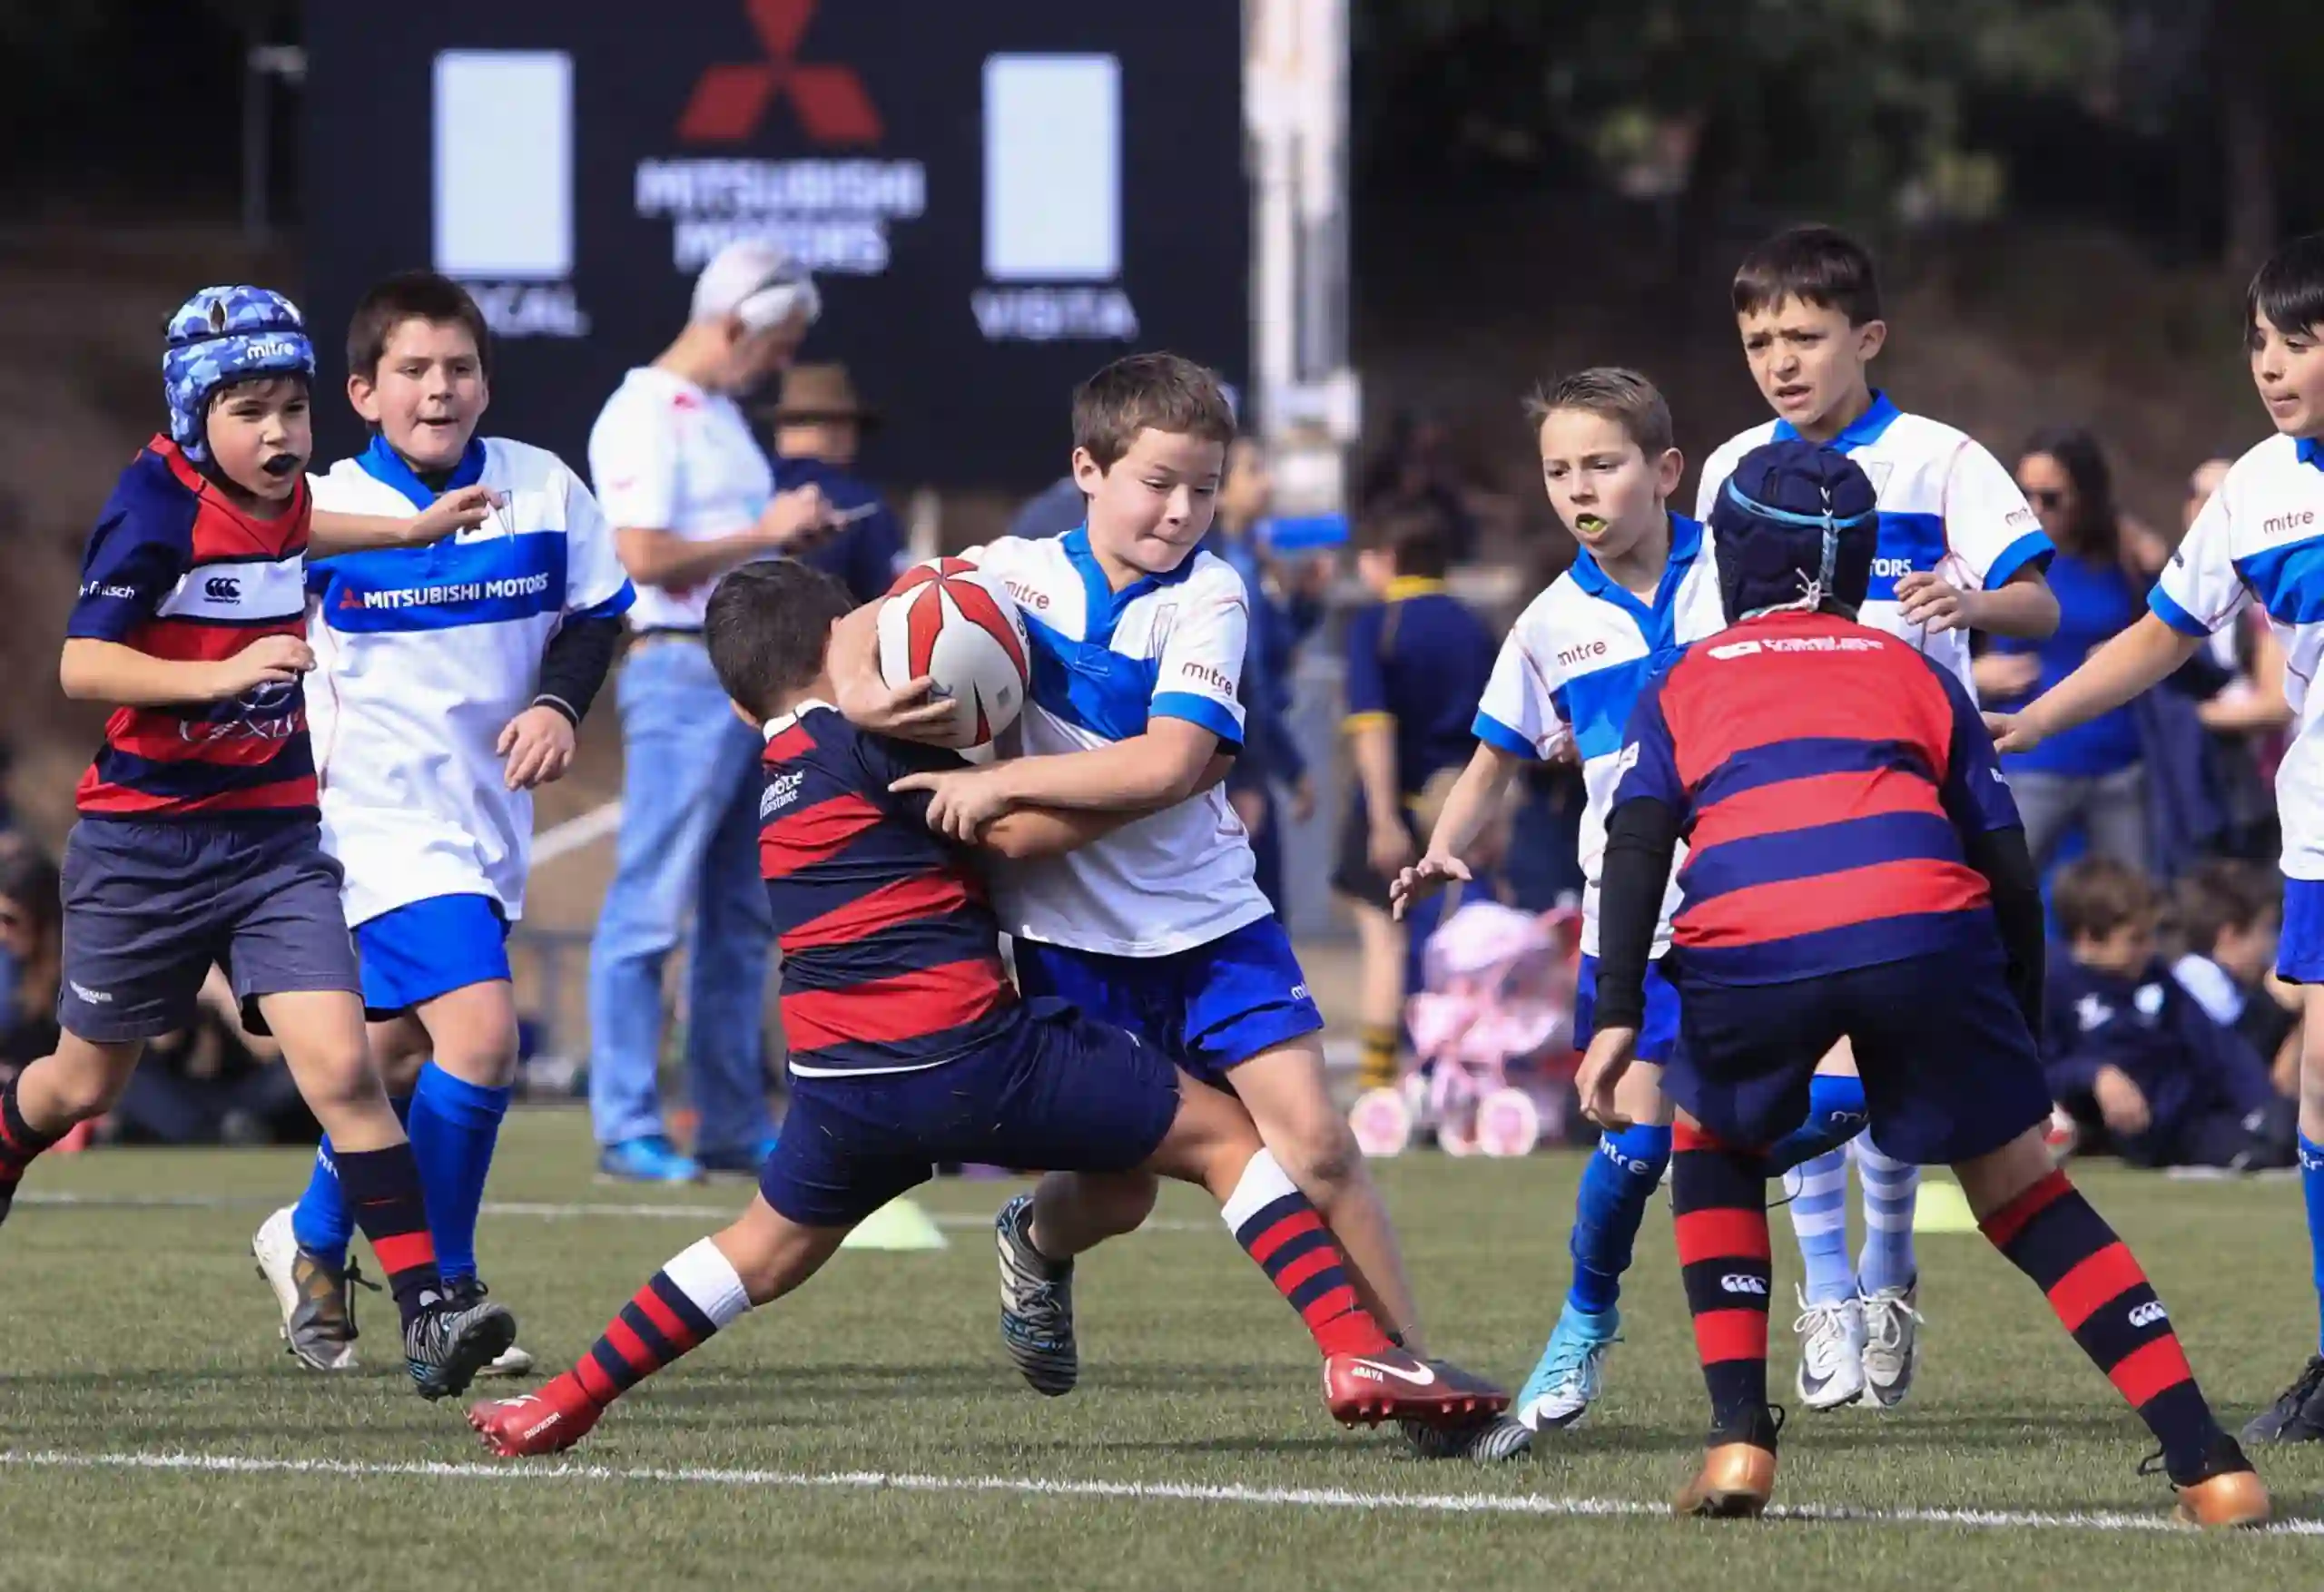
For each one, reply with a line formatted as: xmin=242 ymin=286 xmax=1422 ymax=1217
xmin=585 ymin=241 xmax=835 ymax=1182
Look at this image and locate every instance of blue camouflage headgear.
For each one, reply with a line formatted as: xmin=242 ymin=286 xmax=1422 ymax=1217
xmin=1709 ymin=439 xmax=1881 ymax=624
xmin=162 ymin=286 xmax=316 ymax=462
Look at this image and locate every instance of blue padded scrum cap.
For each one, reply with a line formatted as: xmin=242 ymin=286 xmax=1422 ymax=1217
xmin=1709 ymin=438 xmax=1881 ymax=624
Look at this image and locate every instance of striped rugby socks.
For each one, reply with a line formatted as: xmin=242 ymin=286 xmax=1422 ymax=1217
xmin=1222 ymin=1149 xmax=1393 ymax=1358
xmin=333 ymin=1144 xmax=446 ymax=1328
xmin=558 ymin=1239 xmax=755 ymax=1410
xmin=1670 ymin=1121 xmax=1775 ymax=1440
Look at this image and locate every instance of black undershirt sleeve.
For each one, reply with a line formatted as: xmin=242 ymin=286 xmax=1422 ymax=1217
xmin=532 ymin=616 xmax=624 ymax=726
xmin=1590 ymin=796 xmax=1681 ymax=1034
xmin=1962 ymin=822 xmax=2046 ymax=1035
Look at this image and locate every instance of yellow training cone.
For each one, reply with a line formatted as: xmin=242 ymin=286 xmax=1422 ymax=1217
xmin=841 ymin=1197 xmax=950 ymax=1252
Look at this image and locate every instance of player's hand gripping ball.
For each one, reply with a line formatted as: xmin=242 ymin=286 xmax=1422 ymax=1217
xmin=875 ymin=558 xmax=1033 ymax=752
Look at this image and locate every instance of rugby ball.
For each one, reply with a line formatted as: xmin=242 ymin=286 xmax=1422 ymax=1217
xmin=876 ymin=557 xmax=1032 ymax=751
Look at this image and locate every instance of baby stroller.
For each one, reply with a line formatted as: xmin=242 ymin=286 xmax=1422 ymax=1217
xmin=1348 ymin=899 xmax=1582 ymax=1157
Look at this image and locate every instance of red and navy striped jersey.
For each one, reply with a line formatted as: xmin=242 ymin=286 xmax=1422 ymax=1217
xmin=1612 ymin=609 xmax=2022 ymax=984
xmin=761 ymin=704 xmax=1019 ymax=1077
xmin=66 ymin=437 xmax=316 ymax=820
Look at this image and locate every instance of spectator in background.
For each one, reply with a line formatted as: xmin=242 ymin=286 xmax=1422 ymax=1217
xmin=1008 ymin=471 xmax=1086 ymax=542
xmin=1359 ymin=412 xmax=1481 ymax=565
xmin=0 ymin=845 xmax=61 ymax=1080
xmin=763 ymin=363 xmax=911 ymax=604
xmin=1333 ymin=509 xmax=1497 ymax=1093
xmin=1207 ymin=438 xmax=1315 ymax=910
xmin=2172 ymin=858 xmax=2302 ymax=1095
xmin=2043 ymin=858 xmax=2295 ymax=1171
xmin=1979 ymin=428 xmax=2155 ymax=870
xmin=109 ymin=968 xmax=316 ymax=1146
xmin=586 ymin=240 xmax=835 ymax=1183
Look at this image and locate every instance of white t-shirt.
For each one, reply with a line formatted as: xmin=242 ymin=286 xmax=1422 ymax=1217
xmin=587 ymin=366 xmax=773 ymax=631
xmin=1472 ymin=514 xmax=1727 ymax=956
xmin=1696 ymin=392 xmax=2052 ymax=695
xmin=2151 ymin=432 xmax=2324 ymax=879
xmin=306 ymin=437 xmax=635 ymax=928
xmin=964 ymin=530 xmax=1268 ymax=957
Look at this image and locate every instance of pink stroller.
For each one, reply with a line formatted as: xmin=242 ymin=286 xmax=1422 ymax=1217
xmin=1348 ymin=900 xmax=1583 ymax=1157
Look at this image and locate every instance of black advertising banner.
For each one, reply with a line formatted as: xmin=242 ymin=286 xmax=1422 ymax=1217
xmin=304 ymin=0 xmax=1247 ymax=489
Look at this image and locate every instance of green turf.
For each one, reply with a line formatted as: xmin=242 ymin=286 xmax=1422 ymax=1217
xmin=2 ymin=1111 xmax=2319 ymax=1591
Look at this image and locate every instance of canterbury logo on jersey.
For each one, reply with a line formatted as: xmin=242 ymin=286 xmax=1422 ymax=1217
xmin=1721 ymin=1273 xmax=1769 ymax=1296
xmin=157 ymin=554 xmax=305 ymax=623
xmin=2128 ymin=1301 xmax=2168 ymax=1328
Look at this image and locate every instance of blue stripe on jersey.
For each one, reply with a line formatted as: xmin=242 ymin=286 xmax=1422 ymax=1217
xmin=1563 ymin=655 xmax=1659 ymax=762
xmin=1150 ymin=691 xmax=1241 ymax=748
xmin=1023 ymin=612 xmax=1160 ymax=742
xmin=1474 ymin=711 xmax=1535 ymax=759
xmin=92 ymin=735 xmax=315 ymax=799
xmin=1984 ymin=528 xmax=2053 ymax=591
xmin=1674 ymin=910 xmax=1999 ymax=985
xmin=775 ymin=918 xmax=1004 ymax=991
xmin=1692 ymin=736 xmax=1939 ymax=811
xmin=574 ymin=583 xmax=637 ymax=622
xmin=1866 ymin=511 xmax=1947 ymax=603
xmin=2233 ymin=533 xmax=2324 ymax=626
xmin=354 ymin=434 xmax=487 ymax=510
xmin=314 ymin=531 xmax=568 ymax=634
xmin=2148 ymin=582 xmax=2210 ymax=637
xmin=1679 ymin=809 xmax=1964 ymax=906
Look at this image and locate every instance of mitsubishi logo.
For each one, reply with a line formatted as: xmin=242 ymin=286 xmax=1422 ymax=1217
xmin=678 ymin=0 xmax=882 ymax=146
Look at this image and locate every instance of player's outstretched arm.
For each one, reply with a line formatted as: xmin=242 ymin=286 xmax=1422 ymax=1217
xmin=308 ymin=486 xmax=501 ymax=556
xmin=1967 ymin=565 xmax=2061 ymax=639
xmin=59 ymin=634 xmax=309 ymax=707
xmin=980 ymin=754 xmax=1235 ymax=860
xmin=1391 ymin=742 xmax=1521 ymax=920
xmin=1989 ymin=612 xmax=2200 ymax=753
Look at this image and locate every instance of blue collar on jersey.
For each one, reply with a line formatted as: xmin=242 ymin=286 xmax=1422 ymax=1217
xmin=2299 ymin=437 xmax=2324 ymax=472
xmin=1061 ymin=524 xmax=1196 ymax=646
xmin=1567 ymin=511 xmax=1704 ymax=656
xmin=356 ymin=433 xmax=487 ymax=509
xmin=1772 ymin=388 xmax=1903 ymax=454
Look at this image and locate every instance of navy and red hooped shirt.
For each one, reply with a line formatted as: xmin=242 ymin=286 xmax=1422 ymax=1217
xmin=759 ymin=703 xmax=1019 ymax=1077
xmin=1611 ymin=609 xmax=2023 ymax=985
xmin=66 ymin=437 xmax=317 ymax=820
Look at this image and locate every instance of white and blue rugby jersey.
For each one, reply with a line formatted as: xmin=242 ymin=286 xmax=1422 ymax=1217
xmin=2151 ymin=433 xmax=2324 ymax=879
xmin=966 ymin=528 xmax=1268 ymax=957
xmin=1472 ymin=513 xmax=1726 ymax=956
xmin=306 ymin=436 xmax=635 ymax=928
xmin=1696 ymin=391 xmax=2052 ymax=694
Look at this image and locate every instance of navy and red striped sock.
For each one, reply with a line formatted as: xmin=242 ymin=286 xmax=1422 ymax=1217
xmin=334 ymin=1144 xmax=444 ymax=1328
xmin=566 ymin=1238 xmax=756 ymax=1409
xmin=1671 ymin=1120 xmax=1775 ymax=1441
xmin=1222 ymin=1149 xmax=1393 ymax=1358
xmin=1980 ymin=1170 xmax=2227 ymax=1481
xmin=0 ymin=1077 xmax=60 ymax=1225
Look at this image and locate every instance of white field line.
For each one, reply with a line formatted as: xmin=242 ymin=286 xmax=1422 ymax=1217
xmin=0 ymin=1450 xmax=2312 ymax=1536
xmin=12 ymin=1189 xmax=1207 ymax=1233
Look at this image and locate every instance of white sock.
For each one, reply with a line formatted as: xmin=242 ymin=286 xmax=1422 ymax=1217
xmin=1220 ymin=1147 xmax=1303 ymax=1235
xmin=664 ymin=1236 xmax=754 ymax=1328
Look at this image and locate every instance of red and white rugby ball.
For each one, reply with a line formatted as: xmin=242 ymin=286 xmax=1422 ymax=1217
xmin=876 ymin=557 xmax=1032 ymax=751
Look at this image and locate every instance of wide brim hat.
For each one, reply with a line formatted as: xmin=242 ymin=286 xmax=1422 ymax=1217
xmin=760 ymin=362 xmax=880 ymax=428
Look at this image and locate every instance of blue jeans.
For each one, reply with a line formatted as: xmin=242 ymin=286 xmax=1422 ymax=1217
xmin=586 ymin=640 xmax=774 ymax=1156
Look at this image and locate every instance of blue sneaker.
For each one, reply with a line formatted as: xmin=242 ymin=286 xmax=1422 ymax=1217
xmin=697 ymin=1135 xmax=780 ymax=1178
xmin=1514 ymin=1302 xmax=1620 ymax=1431
xmin=597 ymin=1135 xmax=703 ymax=1184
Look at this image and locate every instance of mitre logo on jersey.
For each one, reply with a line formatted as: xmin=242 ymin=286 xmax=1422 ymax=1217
xmin=2262 ymin=507 xmax=2317 ymax=537
xmin=636 ymin=0 xmax=925 ymax=280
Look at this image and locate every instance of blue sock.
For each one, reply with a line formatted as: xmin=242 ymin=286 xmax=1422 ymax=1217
xmin=1788 ymin=1146 xmax=1854 ymax=1305
xmin=406 ymin=1061 xmax=514 ymax=1283
xmin=290 ymin=1094 xmax=411 ymax=1270
xmin=1852 ymin=1133 xmax=1919 ymax=1296
xmin=1566 ymin=1123 xmax=1672 ymax=1315
xmin=2303 ymin=1135 xmax=2324 ymax=1356
xmin=1764 ymin=1075 xmax=1868 ymax=1175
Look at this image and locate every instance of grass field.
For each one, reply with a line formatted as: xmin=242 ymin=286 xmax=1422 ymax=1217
xmin=3 ymin=1110 xmax=2321 ymax=1591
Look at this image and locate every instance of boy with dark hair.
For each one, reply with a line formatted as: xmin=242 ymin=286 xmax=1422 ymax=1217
xmin=1335 ymin=506 xmax=1496 ymax=1092
xmin=1698 ymin=224 xmax=2062 ymax=1410
xmin=250 ymin=270 xmax=635 ymax=1381
xmin=465 ymin=559 xmax=1502 ymax=1456
xmin=1582 ymin=438 xmax=2262 ymax=1526
xmin=0 ymin=285 xmax=517 ymax=1400
xmin=1995 ymin=233 xmax=2324 ymax=1441
xmin=2172 ymin=859 xmax=2298 ymax=1076
xmin=2044 ymin=858 xmax=2294 ymax=1170
xmin=833 ymin=351 xmax=1469 ymax=1418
